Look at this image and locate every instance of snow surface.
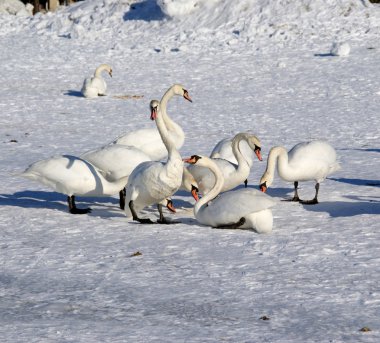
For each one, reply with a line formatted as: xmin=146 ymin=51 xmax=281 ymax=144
xmin=1 ymin=0 xmax=380 ymax=342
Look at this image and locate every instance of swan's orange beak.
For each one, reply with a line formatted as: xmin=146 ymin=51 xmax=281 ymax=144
xmin=255 ymin=148 xmax=263 ymax=161
xmin=150 ymin=107 xmax=157 ymax=121
xmin=260 ymin=182 xmax=267 ymax=193
xmin=191 ymin=185 xmax=199 ymax=201
xmin=183 ymin=90 xmax=192 ymax=103
xmin=166 ymin=199 xmax=176 ymax=213
xmin=183 ymin=156 xmax=196 ymax=164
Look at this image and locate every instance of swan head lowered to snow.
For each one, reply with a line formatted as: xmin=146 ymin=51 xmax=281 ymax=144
xmin=81 ymin=63 xmax=113 ymax=98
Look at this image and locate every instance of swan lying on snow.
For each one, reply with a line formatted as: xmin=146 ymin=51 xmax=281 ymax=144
xmin=260 ymin=140 xmax=341 ymax=204
xmin=184 ymin=155 xmax=276 ymax=233
xmin=113 ymin=84 xmax=192 ymax=161
xmin=187 ymin=132 xmax=262 ymax=195
xmin=81 ymin=64 xmax=112 ymax=98
xmin=20 ymin=155 xmax=129 ymax=214
xmin=124 ymin=100 xmax=184 ymax=224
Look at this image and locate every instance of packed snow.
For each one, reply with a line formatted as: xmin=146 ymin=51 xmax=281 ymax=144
xmin=1 ymin=0 xmax=380 ymax=342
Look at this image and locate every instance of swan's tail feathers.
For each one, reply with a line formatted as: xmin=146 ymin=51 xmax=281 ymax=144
xmin=330 ymin=162 xmax=341 ymax=174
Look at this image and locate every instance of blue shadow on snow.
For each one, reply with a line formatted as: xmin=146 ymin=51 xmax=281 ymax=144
xmin=64 ymin=90 xmax=83 ymax=97
xmin=123 ymin=0 xmax=165 ymax=21
xmin=329 ymin=177 xmax=380 ymax=187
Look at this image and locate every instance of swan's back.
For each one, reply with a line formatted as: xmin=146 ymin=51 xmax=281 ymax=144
xmin=21 ymin=155 xmax=102 ymax=195
xmin=288 ymin=140 xmax=340 ymax=181
xmin=82 ymin=144 xmax=151 ymax=181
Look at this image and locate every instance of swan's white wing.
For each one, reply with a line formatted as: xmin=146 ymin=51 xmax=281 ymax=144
xmin=200 ymin=188 xmax=277 ymax=226
xmin=82 ymin=145 xmax=151 ymax=181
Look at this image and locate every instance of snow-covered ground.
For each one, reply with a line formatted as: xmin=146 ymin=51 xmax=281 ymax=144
xmin=1 ymin=0 xmax=380 ymax=342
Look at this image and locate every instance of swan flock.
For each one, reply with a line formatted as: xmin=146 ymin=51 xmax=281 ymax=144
xmin=20 ymin=75 xmax=341 ymax=232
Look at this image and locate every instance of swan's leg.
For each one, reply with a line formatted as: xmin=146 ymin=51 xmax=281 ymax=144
xmin=67 ymin=195 xmax=92 ymax=214
xmin=282 ymin=181 xmax=301 ymax=202
xmin=119 ymin=188 xmax=126 ymax=210
xmin=300 ymin=183 xmax=319 ymax=205
xmin=244 ymin=179 xmax=248 ymax=188
xmin=292 ymin=181 xmax=301 ymax=201
xmin=128 ymin=200 xmax=154 ymax=224
xmin=157 ymin=203 xmax=180 ymax=224
xmin=215 ymin=217 xmax=246 ymax=230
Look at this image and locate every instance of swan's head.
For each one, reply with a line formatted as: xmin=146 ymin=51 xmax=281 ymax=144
xmin=183 ymin=154 xmax=203 ymax=165
xmin=97 ymin=64 xmax=112 ymax=77
xmin=259 ymin=173 xmax=273 ymax=193
xmin=247 ymin=136 xmax=263 ymax=161
xmin=172 ymin=84 xmax=192 ymax=102
xmin=149 ymin=100 xmax=160 ymax=121
xmin=191 ymin=184 xmax=199 ymax=201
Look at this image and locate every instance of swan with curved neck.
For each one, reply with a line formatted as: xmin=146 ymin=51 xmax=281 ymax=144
xmin=124 ymin=100 xmax=184 ymax=224
xmin=184 ymin=155 xmax=276 ymax=233
xmin=81 ymin=64 xmax=112 ymax=98
xmin=259 ymin=140 xmax=341 ymax=204
xmin=113 ymin=84 xmax=192 ymax=160
xmin=210 ymin=132 xmax=259 ymax=167
xmin=186 ymin=132 xmax=262 ymax=195
xmin=20 ymin=155 xmax=129 ymax=214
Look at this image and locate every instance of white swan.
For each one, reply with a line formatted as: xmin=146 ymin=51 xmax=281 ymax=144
xmin=210 ymin=132 xmax=258 ymax=167
xmin=124 ymin=100 xmax=184 ymax=224
xmin=81 ymin=64 xmax=112 ymax=98
xmin=184 ymin=155 xmax=276 ymax=233
xmin=186 ymin=133 xmax=262 ymax=195
xmin=20 ymin=155 xmax=129 ymax=214
xmin=113 ymin=84 xmax=192 ymax=160
xmin=259 ymin=140 xmax=341 ymax=204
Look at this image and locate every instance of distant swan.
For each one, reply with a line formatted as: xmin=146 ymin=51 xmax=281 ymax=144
xmin=259 ymin=140 xmax=341 ymax=204
xmin=20 ymin=155 xmax=129 ymax=214
xmin=187 ymin=133 xmax=262 ymax=195
xmin=81 ymin=64 xmax=112 ymax=98
xmin=184 ymin=155 xmax=276 ymax=233
xmin=124 ymin=100 xmax=184 ymax=224
xmin=113 ymin=84 xmax=192 ymax=160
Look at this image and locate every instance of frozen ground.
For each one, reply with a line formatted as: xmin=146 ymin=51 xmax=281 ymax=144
xmin=0 ymin=0 xmax=380 ymax=342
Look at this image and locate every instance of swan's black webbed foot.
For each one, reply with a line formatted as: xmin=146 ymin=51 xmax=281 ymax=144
xmin=129 ymin=200 xmax=154 ymax=224
xmin=67 ymin=196 xmax=92 ymax=214
xmin=157 ymin=218 xmax=180 ymax=224
xmin=119 ymin=188 xmax=126 ymax=210
xmin=69 ymin=207 xmax=92 ymax=214
xmin=156 ymin=203 xmax=180 ymax=224
xmin=244 ymin=179 xmax=248 ymax=188
xmin=135 ymin=217 xmax=155 ymax=224
xmin=299 ymin=198 xmax=319 ymax=205
xmin=215 ymin=217 xmax=246 ymax=230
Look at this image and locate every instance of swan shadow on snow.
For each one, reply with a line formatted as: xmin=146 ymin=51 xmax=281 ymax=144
xmin=64 ymin=90 xmax=83 ymax=97
xmin=0 ymin=190 xmax=125 ymax=218
xmin=329 ymin=177 xmax=380 ymax=187
xmin=301 ymin=195 xmax=380 ymax=217
xmin=314 ymin=53 xmax=334 ymax=57
xmin=123 ymin=0 xmax=165 ymax=21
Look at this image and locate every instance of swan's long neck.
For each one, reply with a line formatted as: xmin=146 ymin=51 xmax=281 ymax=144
xmin=194 ymin=159 xmax=224 ymax=218
xmin=95 ymin=65 xmax=107 ymax=77
xmin=160 ymin=87 xmax=184 ymax=135
xmin=261 ymin=146 xmax=292 ymax=185
xmin=231 ymin=133 xmax=252 ymax=170
xmin=155 ymin=107 xmax=182 ymax=163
